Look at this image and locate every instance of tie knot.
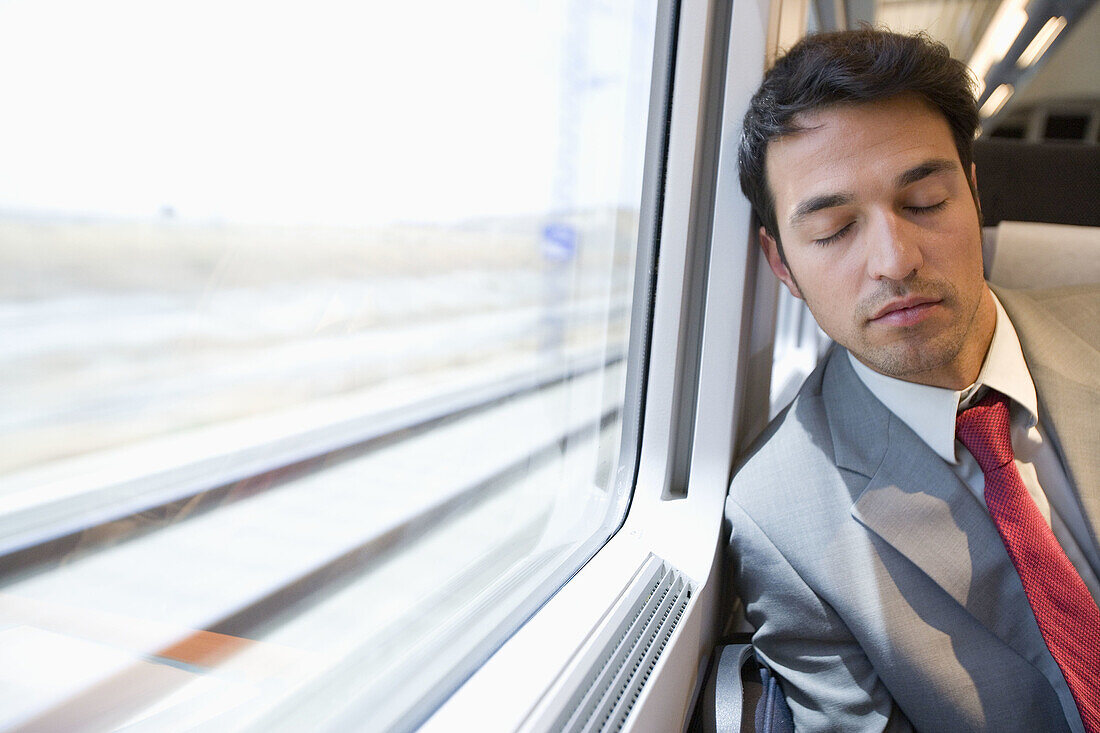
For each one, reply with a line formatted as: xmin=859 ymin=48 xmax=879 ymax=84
xmin=955 ymin=390 xmax=1015 ymax=474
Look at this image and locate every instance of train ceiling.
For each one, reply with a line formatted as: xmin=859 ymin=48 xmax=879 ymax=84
xmin=819 ymin=0 xmax=1099 ymax=125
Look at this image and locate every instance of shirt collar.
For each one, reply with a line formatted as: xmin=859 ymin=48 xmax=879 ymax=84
xmin=848 ymin=291 xmax=1038 ymax=464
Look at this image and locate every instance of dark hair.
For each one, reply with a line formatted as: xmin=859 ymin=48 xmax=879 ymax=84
xmin=738 ymin=28 xmax=980 ymax=256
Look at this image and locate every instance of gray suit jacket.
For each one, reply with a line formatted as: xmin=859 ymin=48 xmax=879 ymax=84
xmin=725 ymin=284 xmax=1100 ymax=732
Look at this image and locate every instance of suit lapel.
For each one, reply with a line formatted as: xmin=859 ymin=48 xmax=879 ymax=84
xmin=997 ymin=287 xmax=1100 ymax=543
xmin=823 ymin=352 xmax=1046 ymax=662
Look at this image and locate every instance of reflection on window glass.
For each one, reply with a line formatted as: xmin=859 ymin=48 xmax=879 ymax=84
xmin=769 ymin=288 xmax=830 ymax=416
xmin=0 ymin=0 xmax=659 ymax=730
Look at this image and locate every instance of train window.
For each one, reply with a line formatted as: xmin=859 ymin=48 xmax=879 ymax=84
xmin=769 ymin=289 xmax=829 ymax=415
xmin=1044 ymin=112 xmax=1090 ymax=140
xmin=0 ymin=0 xmax=661 ymax=729
xmin=990 ymin=122 xmax=1027 ymax=138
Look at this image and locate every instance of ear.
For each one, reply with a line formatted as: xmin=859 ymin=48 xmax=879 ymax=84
xmin=758 ymin=227 xmax=802 ymax=299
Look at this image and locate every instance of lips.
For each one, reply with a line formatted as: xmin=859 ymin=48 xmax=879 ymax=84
xmin=870 ymin=295 xmax=941 ymax=321
xmin=871 ymin=294 xmax=941 ymax=325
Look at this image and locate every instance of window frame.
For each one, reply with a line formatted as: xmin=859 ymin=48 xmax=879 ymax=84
xmin=420 ymin=0 xmax=772 ymax=728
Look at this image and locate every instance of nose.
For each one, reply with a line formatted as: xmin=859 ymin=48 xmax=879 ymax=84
xmin=866 ymin=210 xmax=923 ymax=281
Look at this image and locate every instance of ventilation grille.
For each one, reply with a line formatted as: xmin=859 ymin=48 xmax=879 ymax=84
xmin=555 ymin=556 xmax=693 ymax=733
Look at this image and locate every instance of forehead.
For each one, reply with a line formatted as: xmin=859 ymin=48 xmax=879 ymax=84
xmin=764 ymin=95 xmax=960 ymax=215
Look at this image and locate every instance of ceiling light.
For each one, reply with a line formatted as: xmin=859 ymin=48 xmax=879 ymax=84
xmin=979 ymin=84 xmax=1015 ymax=118
xmin=1017 ymin=16 xmax=1067 ymax=68
xmin=968 ymin=0 xmax=1029 ymax=90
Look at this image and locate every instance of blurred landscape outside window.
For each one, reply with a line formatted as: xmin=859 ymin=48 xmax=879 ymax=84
xmin=0 ymin=0 xmax=660 ymax=730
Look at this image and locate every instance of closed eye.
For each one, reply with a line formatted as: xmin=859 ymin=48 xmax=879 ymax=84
xmin=906 ymin=200 xmax=947 ymax=214
xmin=814 ymin=222 xmax=854 ymax=246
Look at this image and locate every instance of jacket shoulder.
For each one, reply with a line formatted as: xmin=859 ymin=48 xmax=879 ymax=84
xmin=727 ymin=353 xmax=854 ymax=527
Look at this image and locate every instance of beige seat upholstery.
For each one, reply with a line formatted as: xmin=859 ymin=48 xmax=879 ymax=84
xmin=983 ymin=220 xmax=1100 ymax=289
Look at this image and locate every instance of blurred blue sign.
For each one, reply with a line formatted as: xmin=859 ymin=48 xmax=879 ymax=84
xmin=541 ymin=223 xmax=577 ymax=262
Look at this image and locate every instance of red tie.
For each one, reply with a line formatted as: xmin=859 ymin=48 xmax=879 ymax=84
xmin=956 ymin=391 xmax=1100 ymax=732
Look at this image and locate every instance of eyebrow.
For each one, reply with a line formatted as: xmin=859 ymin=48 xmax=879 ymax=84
xmin=894 ymin=158 xmax=958 ymax=189
xmin=789 ymin=193 xmax=854 ymax=228
xmin=787 ymin=157 xmax=960 ymax=228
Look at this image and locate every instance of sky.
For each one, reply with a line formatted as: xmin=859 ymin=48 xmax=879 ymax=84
xmin=0 ymin=0 xmax=654 ymax=227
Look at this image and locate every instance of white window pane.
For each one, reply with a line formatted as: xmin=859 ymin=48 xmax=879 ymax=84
xmin=0 ymin=0 xmax=661 ymax=729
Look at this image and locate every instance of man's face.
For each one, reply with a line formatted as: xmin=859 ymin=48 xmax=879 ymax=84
xmin=760 ymin=93 xmax=995 ymax=389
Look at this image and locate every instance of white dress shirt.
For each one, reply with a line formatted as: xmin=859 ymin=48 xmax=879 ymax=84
xmin=848 ymin=292 xmax=1100 ymax=604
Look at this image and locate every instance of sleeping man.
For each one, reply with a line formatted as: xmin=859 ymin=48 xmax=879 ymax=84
xmin=726 ymin=28 xmax=1100 ymax=732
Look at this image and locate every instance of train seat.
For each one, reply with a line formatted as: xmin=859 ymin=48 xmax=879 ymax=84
xmin=973 ymin=138 xmax=1100 ymax=228
xmin=693 ymin=638 xmax=793 ymax=733
xmin=983 ymin=220 xmax=1100 ymax=289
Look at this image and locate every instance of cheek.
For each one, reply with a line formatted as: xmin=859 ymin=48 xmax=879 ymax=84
xmin=789 ymin=239 xmax=874 ymax=301
xmin=815 ymin=252 xmax=866 ymax=294
xmin=802 ymin=276 xmax=859 ymax=324
xmin=931 ymin=230 xmax=983 ymax=275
